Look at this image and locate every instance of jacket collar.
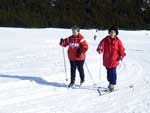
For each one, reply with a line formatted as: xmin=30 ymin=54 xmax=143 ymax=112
xmin=107 ymin=35 xmax=118 ymax=40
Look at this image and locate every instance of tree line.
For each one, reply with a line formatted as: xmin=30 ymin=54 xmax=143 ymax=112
xmin=0 ymin=0 xmax=150 ymax=29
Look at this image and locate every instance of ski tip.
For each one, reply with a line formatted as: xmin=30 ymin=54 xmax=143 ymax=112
xmin=97 ymin=88 xmax=102 ymax=96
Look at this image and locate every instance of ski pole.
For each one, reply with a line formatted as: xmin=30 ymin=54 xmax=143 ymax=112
xmin=85 ymin=61 xmax=95 ymax=84
xmin=62 ymin=47 xmax=68 ymax=81
xmin=99 ymin=54 xmax=102 ymax=83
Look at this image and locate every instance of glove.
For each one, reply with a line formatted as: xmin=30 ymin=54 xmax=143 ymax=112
xmin=119 ymin=56 xmax=123 ymax=61
xmin=76 ymin=48 xmax=82 ymax=58
xmin=97 ymin=46 xmax=103 ymax=54
xmin=97 ymin=48 xmax=102 ymax=54
xmin=59 ymin=38 xmax=64 ymax=45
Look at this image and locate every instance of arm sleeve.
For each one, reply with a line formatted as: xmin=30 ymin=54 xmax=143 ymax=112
xmin=80 ymin=38 xmax=88 ymax=53
xmin=96 ymin=38 xmax=105 ymax=53
xmin=60 ymin=38 xmax=69 ymax=47
xmin=118 ymin=39 xmax=126 ymax=57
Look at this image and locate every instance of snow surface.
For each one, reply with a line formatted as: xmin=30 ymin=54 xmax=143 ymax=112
xmin=0 ymin=27 xmax=150 ymax=113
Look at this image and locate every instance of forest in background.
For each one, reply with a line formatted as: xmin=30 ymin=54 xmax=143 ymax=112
xmin=0 ymin=0 xmax=150 ymax=29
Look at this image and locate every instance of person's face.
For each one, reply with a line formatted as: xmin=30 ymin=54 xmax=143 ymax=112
xmin=72 ymin=29 xmax=78 ymax=37
xmin=109 ymin=30 xmax=116 ymax=39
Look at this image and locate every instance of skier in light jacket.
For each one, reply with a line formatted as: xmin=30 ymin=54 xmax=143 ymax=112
xmin=59 ymin=25 xmax=88 ymax=87
xmin=97 ymin=27 xmax=126 ymax=91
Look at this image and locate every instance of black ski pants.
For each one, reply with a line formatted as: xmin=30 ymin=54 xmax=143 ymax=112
xmin=70 ymin=60 xmax=85 ymax=84
xmin=106 ymin=67 xmax=117 ymax=85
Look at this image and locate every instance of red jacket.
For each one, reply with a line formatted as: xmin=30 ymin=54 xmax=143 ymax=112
xmin=60 ymin=33 xmax=88 ymax=61
xmin=97 ymin=36 xmax=126 ymax=68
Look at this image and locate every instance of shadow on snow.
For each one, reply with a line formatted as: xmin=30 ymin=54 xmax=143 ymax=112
xmin=0 ymin=74 xmax=66 ymax=88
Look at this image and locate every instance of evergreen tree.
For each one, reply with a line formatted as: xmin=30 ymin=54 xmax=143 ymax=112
xmin=0 ymin=0 xmax=149 ymax=29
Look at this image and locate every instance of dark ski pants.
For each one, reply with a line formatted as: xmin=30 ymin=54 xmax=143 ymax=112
xmin=70 ymin=60 xmax=85 ymax=84
xmin=106 ymin=67 xmax=117 ymax=85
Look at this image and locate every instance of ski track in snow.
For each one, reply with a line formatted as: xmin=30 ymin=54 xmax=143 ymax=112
xmin=0 ymin=28 xmax=150 ymax=113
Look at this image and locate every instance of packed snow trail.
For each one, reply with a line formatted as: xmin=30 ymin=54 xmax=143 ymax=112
xmin=0 ymin=28 xmax=150 ymax=113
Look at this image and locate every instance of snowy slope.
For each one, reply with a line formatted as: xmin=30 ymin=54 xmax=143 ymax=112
xmin=0 ymin=27 xmax=150 ymax=113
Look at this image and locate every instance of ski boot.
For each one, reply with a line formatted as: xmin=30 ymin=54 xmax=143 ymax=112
xmin=68 ymin=83 xmax=74 ymax=88
xmin=79 ymin=80 xmax=84 ymax=87
xmin=108 ymin=84 xmax=114 ymax=92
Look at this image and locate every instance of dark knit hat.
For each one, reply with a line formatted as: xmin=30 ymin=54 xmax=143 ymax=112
xmin=108 ymin=27 xmax=118 ymax=35
xmin=72 ymin=25 xmax=80 ymax=32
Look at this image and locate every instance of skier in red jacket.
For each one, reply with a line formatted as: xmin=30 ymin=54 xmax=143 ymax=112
xmin=97 ymin=27 xmax=126 ymax=91
xmin=60 ymin=25 xmax=88 ymax=87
